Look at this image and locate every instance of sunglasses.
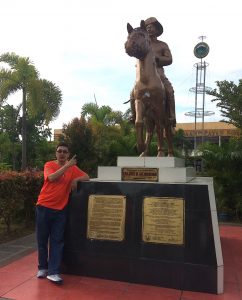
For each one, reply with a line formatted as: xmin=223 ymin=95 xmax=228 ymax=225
xmin=56 ymin=149 xmax=69 ymax=154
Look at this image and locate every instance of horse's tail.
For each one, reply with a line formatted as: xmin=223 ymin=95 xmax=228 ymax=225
xmin=123 ymin=99 xmax=131 ymax=104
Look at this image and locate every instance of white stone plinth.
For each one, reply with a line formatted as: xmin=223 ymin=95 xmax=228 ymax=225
xmin=117 ymin=156 xmax=185 ymax=168
xmin=158 ymin=167 xmax=195 ymax=183
xmin=97 ymin=166 xmax=122 ymax=181
xmin=97 ymin=166 xmax=195 ymax=183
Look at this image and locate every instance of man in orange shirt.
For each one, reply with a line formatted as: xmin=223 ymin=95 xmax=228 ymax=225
xmin=36 ymin=142 xmax=89 ymax=284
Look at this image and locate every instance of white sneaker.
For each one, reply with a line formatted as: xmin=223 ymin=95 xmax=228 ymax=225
xmin=47 ymin=274 xmax=63 ymax=284
xmin=37 ymin=269 xmax=48 ymax=278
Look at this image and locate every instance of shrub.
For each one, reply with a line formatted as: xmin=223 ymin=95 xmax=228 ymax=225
xmin=200 ymin=139 xmax=242 ymax=220
xmin=0 ymin=171 xmax=43 ymax=232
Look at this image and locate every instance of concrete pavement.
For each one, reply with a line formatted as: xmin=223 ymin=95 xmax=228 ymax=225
xmin=0 ymin=233 xmax=36 ymax=267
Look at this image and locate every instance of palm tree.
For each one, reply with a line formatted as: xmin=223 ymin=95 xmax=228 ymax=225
xmin=27 ymin=79 xmax=62 ymax=126
xmin=0 ymin=52 xmax=62 ymax=170
xmin=0 ymin=52 xmax=39 ymax=170
xmin=81 ymin=103 xmax=123 ymax=126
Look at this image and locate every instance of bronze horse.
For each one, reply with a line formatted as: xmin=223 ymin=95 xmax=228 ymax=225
xmin=125 ymin=20 xmax=174 ymax=157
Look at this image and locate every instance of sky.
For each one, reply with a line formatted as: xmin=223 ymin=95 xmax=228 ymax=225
xmin=1 ymin=0 xmax=242 ymax=131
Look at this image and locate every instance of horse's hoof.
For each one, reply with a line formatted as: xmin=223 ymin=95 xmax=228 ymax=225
xmin=140 ymin=152 xmax=146 ymax=157
xmin=167 ymin=153 xmax=174 ymax=157
xmin=157 ymin=152 xmax=164 ymax=157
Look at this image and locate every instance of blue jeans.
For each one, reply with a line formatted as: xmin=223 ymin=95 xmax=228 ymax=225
xmin=36 ymin=205 xmax=67 ymax=275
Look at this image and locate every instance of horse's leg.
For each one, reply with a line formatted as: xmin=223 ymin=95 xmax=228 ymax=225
xmin=136 ymin=122 xmax=144 ymax=153
xmin=165 ymin=124 xmax=174 ymax=157
xmin=140 ymin=120 xmax=154 ymax=157
xmin=135 ymin=99 xmax=144 ymax=154
xmin=156 ymin=121 xmax=165 ymax=157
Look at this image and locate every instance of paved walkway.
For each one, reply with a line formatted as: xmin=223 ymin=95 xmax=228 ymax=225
xmin=0 ymin=225 xmax=241 ymax=300
xmin=0 ymin=233 xmax=36 ymax=268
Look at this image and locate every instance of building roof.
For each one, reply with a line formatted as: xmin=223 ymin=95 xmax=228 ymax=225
xmin=176 ymin=121 xmax=237 ymax=130
xmin=176 ymin=122 xmax=240 ymax=137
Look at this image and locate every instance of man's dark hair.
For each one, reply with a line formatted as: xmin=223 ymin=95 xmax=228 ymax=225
xmin=56 ymin=142 xmax=69 ymax=150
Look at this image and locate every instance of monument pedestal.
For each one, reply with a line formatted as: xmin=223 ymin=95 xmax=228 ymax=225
xmin=95 ymin=156 xmax=196 ymax=183
xmin=62 ymin=157 xmax=223 ymax=294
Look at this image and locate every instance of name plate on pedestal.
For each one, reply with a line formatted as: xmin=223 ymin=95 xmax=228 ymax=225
xmin=122 ymin=167 xmax=158 ymax=182
xmin=87 ymin=195 xmax=126 ymax=241
xmin=142 ymin=197 xmax=184 ymax=245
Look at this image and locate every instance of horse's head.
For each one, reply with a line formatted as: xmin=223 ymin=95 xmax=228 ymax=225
xmin=125 ymin=20 xmax=150 ymax=60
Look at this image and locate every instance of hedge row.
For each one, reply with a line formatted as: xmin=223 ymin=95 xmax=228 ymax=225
xmin=0 ymin=171 xmax=43 ymax=232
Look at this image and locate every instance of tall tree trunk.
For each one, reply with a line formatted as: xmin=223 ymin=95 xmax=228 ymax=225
xmin=21 ymin=88 xmax=27 ymax=170
xmin=11 ymin=105 xmax=16 ymax=170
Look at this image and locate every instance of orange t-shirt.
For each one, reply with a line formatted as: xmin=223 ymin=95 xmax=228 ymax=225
xmin=37 ymin=161 xmax=87 ymax=210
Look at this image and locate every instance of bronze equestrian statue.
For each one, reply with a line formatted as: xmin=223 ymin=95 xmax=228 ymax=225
xmin=125 ymin=19 xmax=175 ymax=157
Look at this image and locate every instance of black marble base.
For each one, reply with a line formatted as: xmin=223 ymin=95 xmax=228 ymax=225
xmin=62 ymin=181 xmax=221 ymax=294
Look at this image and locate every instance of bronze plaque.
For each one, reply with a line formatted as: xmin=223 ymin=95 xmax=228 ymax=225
xmin=87 ymin=195 xmax=126 ymax=241
xmin=122 ymin=167 xmax=158 ymax=182
xmin=142 ymin=197 xmax=184 ymax=245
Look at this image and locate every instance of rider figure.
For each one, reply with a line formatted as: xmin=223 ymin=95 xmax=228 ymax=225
xmin=130 ymin=17 xmax=176 ymax=128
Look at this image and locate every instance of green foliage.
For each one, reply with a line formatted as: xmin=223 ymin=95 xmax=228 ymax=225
xmin=33 ymin=140 xmax=56 ymax=169
xmin=0 ymin=162 xmax=12 ymax=171
xmin=0 ymin=52 xmax=39 ymax=103
xmin=0 ymin=105 xmax=22 ymax=169
xmin=0 ymin=104 xmax=21 ymax=141
xmin=0 ymin=171 xmax=43 ymax=232
xmin=16 ymin=171 xmax=44 ymax=226
xmin=200 ymin=138 xmax=242 ymax=219
xmin=61 ymin=117 xmax=97 ymax=177
xmin=0 ymin=132 xmax=11 ymax=160
xmin=0 ymin=103 xmax=58 ymax=170
xmin=207 ymin=80 xmax=242 ymax=131
xmin=0 ymin=172 xmax=22 ymax=232
xmin=81 ymin=103 xmax=123 ymax=126
xmin=60 ymin=107 xmax=138 ymax=177
xmin=92 ymin=123 xmax=136 ymax=166
xmin=0 ymin=52 xmax=62 ymax=170
xmin=27 ymin=79 xmax=62 ymax=125
xmin=81 ymin=103 xmax=137 ymax=156
xmin=173 ymin=129 xmax=193 ymax=157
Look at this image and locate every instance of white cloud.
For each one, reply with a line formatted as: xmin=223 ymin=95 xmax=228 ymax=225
xmin=1 ymin=0 xmax=242 ymax=130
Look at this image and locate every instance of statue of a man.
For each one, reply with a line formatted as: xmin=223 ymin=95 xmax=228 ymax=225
xmin=130 ymin=17 xmax=176 ymax=128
